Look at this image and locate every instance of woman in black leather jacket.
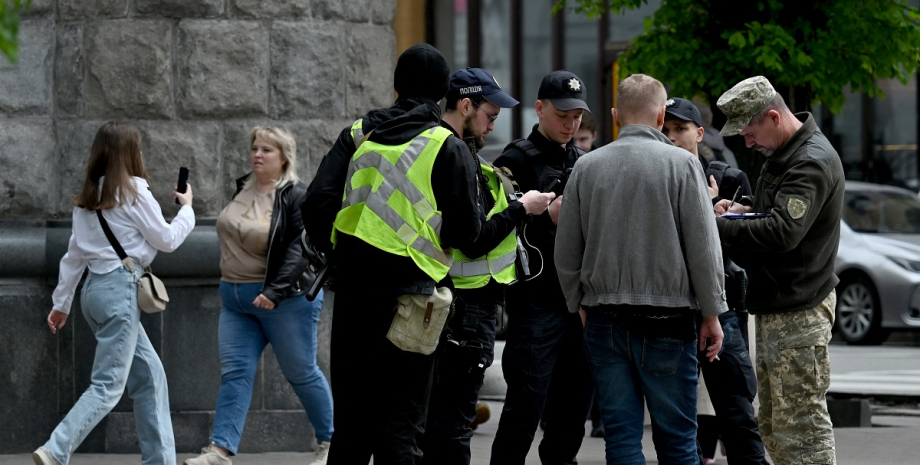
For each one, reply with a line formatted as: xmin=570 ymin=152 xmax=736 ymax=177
xmin=184 ymin=126 xmax=333 ymax=465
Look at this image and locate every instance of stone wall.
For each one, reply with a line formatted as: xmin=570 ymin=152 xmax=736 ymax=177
xmin=0 ymin=0 xmax=397 ymax=454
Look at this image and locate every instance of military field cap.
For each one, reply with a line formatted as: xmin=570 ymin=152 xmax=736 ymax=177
xmin=665 ymin=97 xmax=703 ymax=127
xmin=538 ymin=70 xmax=591 ymax=113
xmin=448 ymin=68 xmax=519 ymax=108
xmin=717 ymin=76 xmax=777 ymax=136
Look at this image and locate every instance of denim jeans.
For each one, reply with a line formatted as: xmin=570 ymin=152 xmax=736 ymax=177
xmin=490 ymin=305 xmax=594 ymax=465
xmin=211 ymin=283 xmax=333 ymax=454
xmin=421 ymin=297 xmax=499 ymax=465
xmin=698 ymin=311 xmax=767 ymax=464
xmin=584 ymin=312 xmax=698 ymax=465
xmin=327 ymin=292 xmax=436 ymax=465
xmin=44 ymin=265 xmax=176 ymax=465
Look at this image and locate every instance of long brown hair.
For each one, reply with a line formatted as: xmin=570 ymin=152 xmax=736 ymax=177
xmin=74 ymin=121 xmax=149 ymax=210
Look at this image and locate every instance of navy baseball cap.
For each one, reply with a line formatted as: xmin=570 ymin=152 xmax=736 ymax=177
xmin=665 ymin=97 xmax=703 ymax=127
xmin=538 ymin=70 xmax=590 ymax=113
xmin=448 ymin=68 xmax=519 ymax=108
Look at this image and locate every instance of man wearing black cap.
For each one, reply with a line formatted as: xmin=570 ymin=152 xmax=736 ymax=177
xmin=421 ymin=68 xmax=555 ymax=465
xmin=489 ymin=70 xmax=595 ymax=465
xmin=301 ymin=43 xmax=482 ymax=465
xmin=664 ymin=98 xmax=768 ymax=465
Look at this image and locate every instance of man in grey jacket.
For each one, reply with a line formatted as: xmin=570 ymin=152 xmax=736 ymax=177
xmin=555 ymin=73 xmax=726 ymax=464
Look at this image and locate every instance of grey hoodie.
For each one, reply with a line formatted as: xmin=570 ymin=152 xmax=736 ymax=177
xmin=554 ymin=125 xmax=728 ymax=318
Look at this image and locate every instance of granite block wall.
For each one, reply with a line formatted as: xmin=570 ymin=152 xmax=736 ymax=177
xmin=0 ymin=0 xmax=397 ymax=454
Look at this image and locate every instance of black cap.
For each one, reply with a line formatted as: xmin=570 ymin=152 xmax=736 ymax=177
xmin=448 ymin=68 xmax=519 ymax=108
xmin=538 ymin=70 xmax=590 ymax=113
xmin=664 ymin=97 xmax=703 ymax=127
xmin=394 ymin=43 xmax=451 ymax=101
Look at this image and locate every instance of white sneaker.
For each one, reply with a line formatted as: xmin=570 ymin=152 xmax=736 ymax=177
xmin=32 ymin=447 xmax=59 ymax=465
xmin=183 ymin=445 xmax=232 ymax=465
xmin=309 ymin=441 xmax=331 ymax=465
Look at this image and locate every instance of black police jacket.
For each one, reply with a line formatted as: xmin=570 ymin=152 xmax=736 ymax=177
xmin=493 ymin=124 xmax=583 ymax=312
xmin=302 ymin=97 xmax=482 ymax=299
xmin=701 ymin=157 xmax=753 ymax=206
xmin=233 ymin=174 xmax=312 ymax=305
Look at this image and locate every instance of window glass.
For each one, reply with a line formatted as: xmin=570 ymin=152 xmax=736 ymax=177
xmin=830 ymin=86 xmax=864 ymax=181
xmin=843 ymin=188 xmax=920 ymax=234
xmin=521 ymin=2 xmax=553 ymax=134
xmin=481 ymin=0 xmax=514 ymax=148
xmin=873 ymin=76 xmax=918 ymax=190
xmin=564 ymin=12 xmax=599 ymax=116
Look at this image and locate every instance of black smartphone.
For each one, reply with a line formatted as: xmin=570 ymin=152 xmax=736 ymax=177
xmin=175 ymin=167 xmax=189 ymax=205
xmin=544 ymin=177 xmax=561 ymax=194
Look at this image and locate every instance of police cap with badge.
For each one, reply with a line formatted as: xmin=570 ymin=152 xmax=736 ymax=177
xmin=538 ymin=70 xmax=591 ymax=113
xmin=665 ymin=97 xmax=703 ymax=127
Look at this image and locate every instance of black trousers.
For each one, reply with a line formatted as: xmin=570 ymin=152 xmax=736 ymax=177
xmin=699 ymin=311 xmax=769 ymax=465
xmin=490 ymin=304 xmax=594 ymax=465
xmin=421 ymin=298 xmax=499 ymax=465
xmin=327 ymin=292 xmax=436 ymax=465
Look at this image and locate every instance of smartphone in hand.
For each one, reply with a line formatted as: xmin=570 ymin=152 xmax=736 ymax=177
xmin=175 ymin=167 xmax=189 ymax=205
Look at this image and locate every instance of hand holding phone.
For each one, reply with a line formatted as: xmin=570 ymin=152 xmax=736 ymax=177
xmin=175 ymin=167 xmax=189 ymax=205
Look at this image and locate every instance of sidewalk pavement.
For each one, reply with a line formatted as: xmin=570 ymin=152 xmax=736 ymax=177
xmin=5 ymin=400 xmax=919 ymax=465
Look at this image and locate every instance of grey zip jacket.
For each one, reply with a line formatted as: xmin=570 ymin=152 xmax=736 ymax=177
xmin=555 ymin=125 xmax=728 ymax=318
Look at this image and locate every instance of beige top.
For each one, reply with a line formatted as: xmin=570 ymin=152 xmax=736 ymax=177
xmin=217 ymin=187 xmax=274 ymax=283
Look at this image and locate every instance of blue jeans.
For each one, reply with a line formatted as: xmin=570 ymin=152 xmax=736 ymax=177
xmin=44 ymin=265 xmax=175 ymax=465
xmin=212 ymin=282 xmax=333 ymax=454
xmin=584 ymin=312 xmax=698 ymax=465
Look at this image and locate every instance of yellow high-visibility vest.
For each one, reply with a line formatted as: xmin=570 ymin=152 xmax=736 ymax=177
xmin=333 ymin=120 xmax=454 ymax=281
xmin=449 ymin=160 xmax=517 ymax=288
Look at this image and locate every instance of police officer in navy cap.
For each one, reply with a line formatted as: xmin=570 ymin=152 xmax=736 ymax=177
xmin=489 ymin=69 xmax=595 ymax=465
xmin=421 ymin=68 xmax=554 ymax=465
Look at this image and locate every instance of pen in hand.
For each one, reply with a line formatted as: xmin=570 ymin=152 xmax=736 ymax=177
xmin=727 ymin=186 xmax=741 ymax=212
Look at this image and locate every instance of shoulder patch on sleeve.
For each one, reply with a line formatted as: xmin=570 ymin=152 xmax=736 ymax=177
xmin=787 ymin=195 xmax=809 ymax=220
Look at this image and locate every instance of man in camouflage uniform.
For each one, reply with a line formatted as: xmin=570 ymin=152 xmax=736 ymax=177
xmin=713 ymin=76 xmax=844 ymax=465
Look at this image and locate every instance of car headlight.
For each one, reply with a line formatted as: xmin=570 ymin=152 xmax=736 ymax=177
xmin=887 ymin=256 xmax=920 ymax=272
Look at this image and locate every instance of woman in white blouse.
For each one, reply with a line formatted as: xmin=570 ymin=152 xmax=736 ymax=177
xmin=34 ymin=121 xmax=195 ymax=465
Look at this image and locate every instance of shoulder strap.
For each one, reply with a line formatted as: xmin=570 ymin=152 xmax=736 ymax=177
xmin=568 ymin=146 xmax=586 ymax=167
xmin=705 ymin=160 xmax=731 ymax=187
xmin=96 ymin=210 xmax=128 ymax=261
xmin=479 ymin=156 xmax=520 ymax=198
xmin=504 ymin=139 xmax=541 ymax=158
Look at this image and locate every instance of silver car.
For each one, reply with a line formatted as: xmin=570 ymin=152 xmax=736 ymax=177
xmin=835 ymin=181 xmax=920 ymax=344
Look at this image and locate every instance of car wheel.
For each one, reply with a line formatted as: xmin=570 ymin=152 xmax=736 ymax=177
xmin=836 ymin=275 xmax=890 ymax=345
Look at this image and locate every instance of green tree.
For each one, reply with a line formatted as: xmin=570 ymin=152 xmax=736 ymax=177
xmin=0 ymin=0 xmax=31 ymax=64
xmin=557 ymin=0 xmax=920 ymax=115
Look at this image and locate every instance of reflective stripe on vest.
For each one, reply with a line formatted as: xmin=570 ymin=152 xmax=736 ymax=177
xmin=350 ymin=119 xmax=364 ymax=146
xmin=449 ymin=161 xmax=518 ymax=288
xmin=449 ymin=247 xmax=516 ymax=276
xmin=333 ymin=126 xmax=453 ymax=280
